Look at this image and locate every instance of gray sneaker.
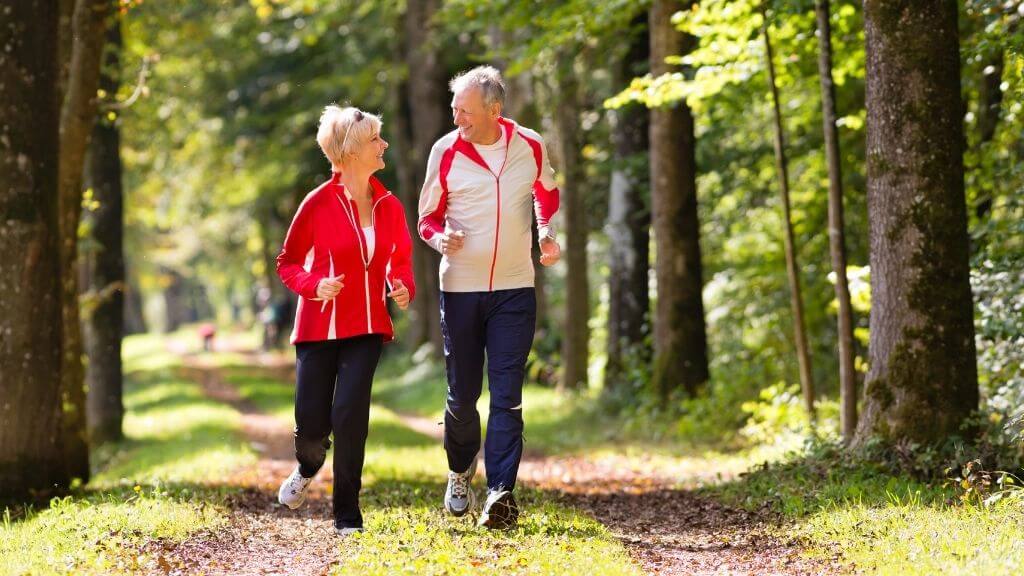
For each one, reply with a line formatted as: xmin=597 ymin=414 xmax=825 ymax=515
xmin=444 ymin=458 xmax=477 ymax=516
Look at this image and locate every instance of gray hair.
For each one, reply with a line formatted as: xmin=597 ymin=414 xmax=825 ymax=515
xmin=316 ymin=105 xmax=382 ymax=167
xmin=449 ymin=65 xmax=506 ymax=107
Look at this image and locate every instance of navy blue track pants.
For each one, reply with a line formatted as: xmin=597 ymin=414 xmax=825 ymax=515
xmin=293 ymin=334 xmax=383 ymax=529
xmin=441 ymin=288 xmax=536 ymax=492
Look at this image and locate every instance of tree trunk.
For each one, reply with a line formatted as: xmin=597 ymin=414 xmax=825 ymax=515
xmin=763 ymin=13 xmax=816 ymax=419
xmin=0 ymin=0 xmax=70 ymax=497
xmin=814 ymin=0 xmax=857 ymax=441
xmin=649 ymin=0 xmax=709 ymax=398
xmin=58 ymin=0 xmax=110 ymax=483
xmin=854 ymin=0 xmax=978 ymax=447
xmin=606 ymin=14 xmax=651 ymax=390
xmin=813 ymin=0 xmax=858 ymax=439
xmin=404 ymin=0 xmax=446 ymax=354
xmin=83 ymin=9 xmax=125 ymax=444
xmin=123 ymin=274 xmax=147 ymax=335
xmin=554 ymin=53 xmax=589 ymax=391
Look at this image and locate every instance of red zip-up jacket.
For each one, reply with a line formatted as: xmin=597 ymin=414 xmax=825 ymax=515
xmin=277 ymin=172 xmax=416 ymax=344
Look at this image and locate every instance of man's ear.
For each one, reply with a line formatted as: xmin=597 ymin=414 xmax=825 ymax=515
xmin=490 ymin=102 xmax=502 ymax=119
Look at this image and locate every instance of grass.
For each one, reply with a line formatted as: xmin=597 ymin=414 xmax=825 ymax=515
xmin=0 ymin=331 xmax=253 ymax=576
xmin=706 ymin=444 xmax=1024 ymax=575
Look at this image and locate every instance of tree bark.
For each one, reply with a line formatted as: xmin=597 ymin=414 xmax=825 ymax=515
xmin=815 ymin=0 xmax=857 ymax=442
xmin=58 ymin=0 xmax=110 ymax=483
xmin=606 ymin=14 xmax=651 ymax=390
xmin=555 ymin=52 xmax=589 ymax=391
xmin=83 ymin=9 xmax=125 ymax=444
xmin=0 ymin=0 xmax=70 ymax=497
xmin=403 ymin=0 xmax=446 ymax=354
xmin=763 ymin=12 xmax=816 ymax=419
xmin=854 ymin=0 xmax=978 ymax=447
xmin=650 ymin=0 xmax=709 ymax=398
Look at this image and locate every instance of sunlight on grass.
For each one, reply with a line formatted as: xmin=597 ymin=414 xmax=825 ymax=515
xmin=335 ymin=498 xmax=642 ymax=576
xmin=0 ymin=490 xmax=227 ymax=575
xmin=801 ymin=493 xmax=1024 ymax=574
xmin=0 ymin=333 xmax=253 ymax=575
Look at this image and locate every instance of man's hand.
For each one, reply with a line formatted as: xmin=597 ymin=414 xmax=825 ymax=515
xmin=315 ymin=274 xmax=345 ymax=300
xmin=441 ymin=230 xmax=466 ymax=256
xmin=539 ymin=236 xmax=561 ymax=266
xmin=388 ymin=278 xmax=410 ymax=310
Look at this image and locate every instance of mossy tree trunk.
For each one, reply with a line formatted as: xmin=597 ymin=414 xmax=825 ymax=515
xmin=854 ymin=0 xmax=978 ymax=447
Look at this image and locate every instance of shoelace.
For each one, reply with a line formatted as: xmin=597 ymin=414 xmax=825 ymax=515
xmin=449 ymin=471 xmax=469 ymax=499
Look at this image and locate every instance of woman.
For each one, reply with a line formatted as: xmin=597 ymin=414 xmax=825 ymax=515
xmin=275 ymin=105 xmax=415 ymax=536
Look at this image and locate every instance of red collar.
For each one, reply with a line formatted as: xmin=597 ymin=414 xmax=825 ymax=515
xmin=330 ymin=171 xmax=390 ymax=203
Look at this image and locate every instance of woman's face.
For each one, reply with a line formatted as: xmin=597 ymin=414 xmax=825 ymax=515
xmin=348 ymin=127 xmax=389 ymax=173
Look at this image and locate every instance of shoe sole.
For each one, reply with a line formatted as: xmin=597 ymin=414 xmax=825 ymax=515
xmin=479 ymin=493 xmax=519 ymax=530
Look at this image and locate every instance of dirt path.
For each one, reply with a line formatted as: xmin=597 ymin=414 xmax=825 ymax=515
xmin=393 ymin=412 xmax=841 ymax=576
xmin=141 ymin=356 xmax=340 ymax=576
xmin=147 ymin=343 xmax=840 ymax=575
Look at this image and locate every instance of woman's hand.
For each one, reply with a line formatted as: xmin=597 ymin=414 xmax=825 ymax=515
xmin=388 ymin=278 xmax=410 ymax=310
xmin=315 ymin=274 xmax=345 ymax=300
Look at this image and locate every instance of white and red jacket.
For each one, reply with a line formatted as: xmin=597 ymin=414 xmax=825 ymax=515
xmin=277 ymin=173 xmax=416 ymax=344
xmin=417 ymin=117 xmax=560 ymax=292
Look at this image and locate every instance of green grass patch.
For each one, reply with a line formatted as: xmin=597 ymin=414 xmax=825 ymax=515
xmin=707 ymin=445 xmax=1024 ymax=575
xmin=0 ymin=333 xmax=253 ymax=575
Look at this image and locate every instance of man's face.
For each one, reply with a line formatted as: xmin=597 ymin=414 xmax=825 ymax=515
xmin=451 ymin=87 xmax=499 ymax=144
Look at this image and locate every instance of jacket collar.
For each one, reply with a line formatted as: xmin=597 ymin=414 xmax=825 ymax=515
xmin=330 ymin=171 xmax=390 ymax=203
xmin=452 ymin=117 xmax=517 ymax=172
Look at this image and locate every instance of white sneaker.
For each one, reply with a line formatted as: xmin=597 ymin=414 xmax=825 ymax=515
xmin=335 ymin=526 xmax=364 ymax=537
xmin=278 ymin=466 xmax=312 ymax=509
xmin=444 ymin=458 xmax=477 ymax=516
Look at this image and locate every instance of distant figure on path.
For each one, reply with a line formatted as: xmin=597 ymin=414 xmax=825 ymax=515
xmin=275 ymin=105 xmax=416 ymax=536
xmin=418 ymin=65 xmax=561 ymax=529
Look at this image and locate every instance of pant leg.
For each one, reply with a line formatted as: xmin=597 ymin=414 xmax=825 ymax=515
xmin=483 ymin=288 xmax=536 ymax=491
xmin=331 ymin=334 xmax=383 ymax=528
xmin=440 ymin=291 xmax=486 ymax=474
xmin=293 ymin=340 xmax=339 ymax=478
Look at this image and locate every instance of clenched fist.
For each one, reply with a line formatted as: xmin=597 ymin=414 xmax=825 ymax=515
xmin=441 ymin=230 xmax=466 ymax=256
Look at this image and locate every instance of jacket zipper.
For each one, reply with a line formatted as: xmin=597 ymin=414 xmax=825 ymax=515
xmin=338 ymin=190 xmax=391 ymax=334
xmin=487 ymin=130 xmax=512 ymax=292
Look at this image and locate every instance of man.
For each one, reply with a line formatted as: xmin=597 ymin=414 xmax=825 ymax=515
xmin=418 ymin=65 xmax=561 ymax=529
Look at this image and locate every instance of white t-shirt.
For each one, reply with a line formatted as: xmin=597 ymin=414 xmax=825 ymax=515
xmin=474 ymin=135 xmax=506 ymax=174
xmin=362 ymin=226 xmax=375 ymax=261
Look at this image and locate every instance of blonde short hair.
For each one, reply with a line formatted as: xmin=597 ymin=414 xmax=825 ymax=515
xmin=449 ymin=65 xmax=506 ymax=107
xmin=316 ymin=105 xmax=382 ymax=167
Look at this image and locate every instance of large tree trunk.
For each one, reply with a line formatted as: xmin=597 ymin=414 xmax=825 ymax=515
xmin=0 ymin=0 xmax=69 ymax=497
xmin=403 ymin=0 xmax=446 ymax=354
xmin=83 ymin=10 xmax=125 ymax=444
xmin=854 ymin=0 xmax=978 ymax=447
xmin=606 ymin=14 xmax=651 ymax=390
xmin=815 ymin=0 xmax=857 ymax=441
xmin=555 ymin=52 xmax=589 ymax=391
xmin=58 ymin=0 xmax=110 ymax=483
xmin=763 ymin=10 xmax=816 ymax=419
xmin=649 ymin=0 xmax=709 ymax=398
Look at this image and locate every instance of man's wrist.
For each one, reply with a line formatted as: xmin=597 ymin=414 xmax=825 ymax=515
xmin=539 ymin=226 xmax=556 ymax=242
